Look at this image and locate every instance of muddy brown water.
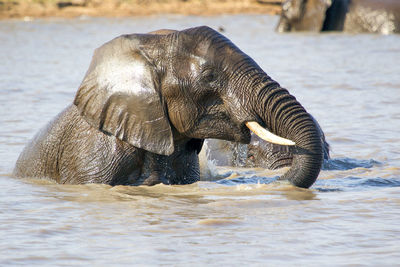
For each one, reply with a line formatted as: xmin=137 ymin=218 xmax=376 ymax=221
xmin=1 ymin=15 xmax=399 ymax=266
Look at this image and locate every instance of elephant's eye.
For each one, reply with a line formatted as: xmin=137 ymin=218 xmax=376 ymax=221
xmin=203 ymin=70 xmax=216 ymax=83
xmin=206 ymin=73 xmax=216 ymax=82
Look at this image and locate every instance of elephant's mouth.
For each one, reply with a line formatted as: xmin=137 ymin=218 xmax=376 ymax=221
xmin=236 ymin=123 xmax=252 ymax=143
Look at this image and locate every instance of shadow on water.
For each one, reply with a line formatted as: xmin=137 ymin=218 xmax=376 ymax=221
xmin=216 ymin=173 xmax=400 ymax=193
xmin=314 ymin=177 xmax=400 ymax=192
xmin=322 ymin=157 xmax=381 ymax=170
xmin=217 ymin=176 xmax=278 ymax=186
xmin=213 ymin=157 xmax=400 ymax=193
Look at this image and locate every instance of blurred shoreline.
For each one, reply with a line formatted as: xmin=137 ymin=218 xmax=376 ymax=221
xmin=0 ymin=0 xmax=283 ymax=20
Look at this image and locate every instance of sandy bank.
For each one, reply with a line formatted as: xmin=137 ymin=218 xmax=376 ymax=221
xmin=0 ymin=0 xmax=283 ymax=20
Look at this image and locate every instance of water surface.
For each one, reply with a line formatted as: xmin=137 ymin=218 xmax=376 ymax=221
xmin=1 ymin=15 xmax=399 ymax=266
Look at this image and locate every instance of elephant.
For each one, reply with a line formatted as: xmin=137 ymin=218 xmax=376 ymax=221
xmin=203 ymin=115 xmax=329 ymax=169
xmin=276 ymin=0 xmax=400 ymax=34
xmin=13 ymin=26 xmax=324 ymax=188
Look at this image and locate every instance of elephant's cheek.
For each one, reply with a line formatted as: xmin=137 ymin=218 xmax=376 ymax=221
xmin=168 ymin=108 xmax=194 ymax=134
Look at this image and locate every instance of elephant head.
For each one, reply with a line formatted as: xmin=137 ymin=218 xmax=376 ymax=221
xmin=74 ymin=26 xmax=323 ymax=188
xmin=276 ymin=0 xmax=350 ymax=32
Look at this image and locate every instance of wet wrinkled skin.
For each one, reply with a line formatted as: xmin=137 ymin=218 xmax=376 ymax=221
xmin=277 ymin=0 xmax=400 ymax=34
xmin=14 ymin=26 xmax=324 ymax=188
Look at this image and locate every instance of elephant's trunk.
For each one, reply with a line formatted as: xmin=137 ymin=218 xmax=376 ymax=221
xmin=252 ymin=80 xmax=323 ymax=188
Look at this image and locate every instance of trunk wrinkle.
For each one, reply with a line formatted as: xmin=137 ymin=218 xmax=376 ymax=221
xmin=277 ymin=107 xmax=304 ymax=135
xmin=272 ymin=100 xmax=302 ymax=134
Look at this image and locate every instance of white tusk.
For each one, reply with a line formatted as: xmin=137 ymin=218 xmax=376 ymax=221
xmin=245 ymin=121 xmax=296 ymax=146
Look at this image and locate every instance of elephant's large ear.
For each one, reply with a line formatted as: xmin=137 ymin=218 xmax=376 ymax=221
xmin=74 ymin=34 xmax=174 ymax=155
